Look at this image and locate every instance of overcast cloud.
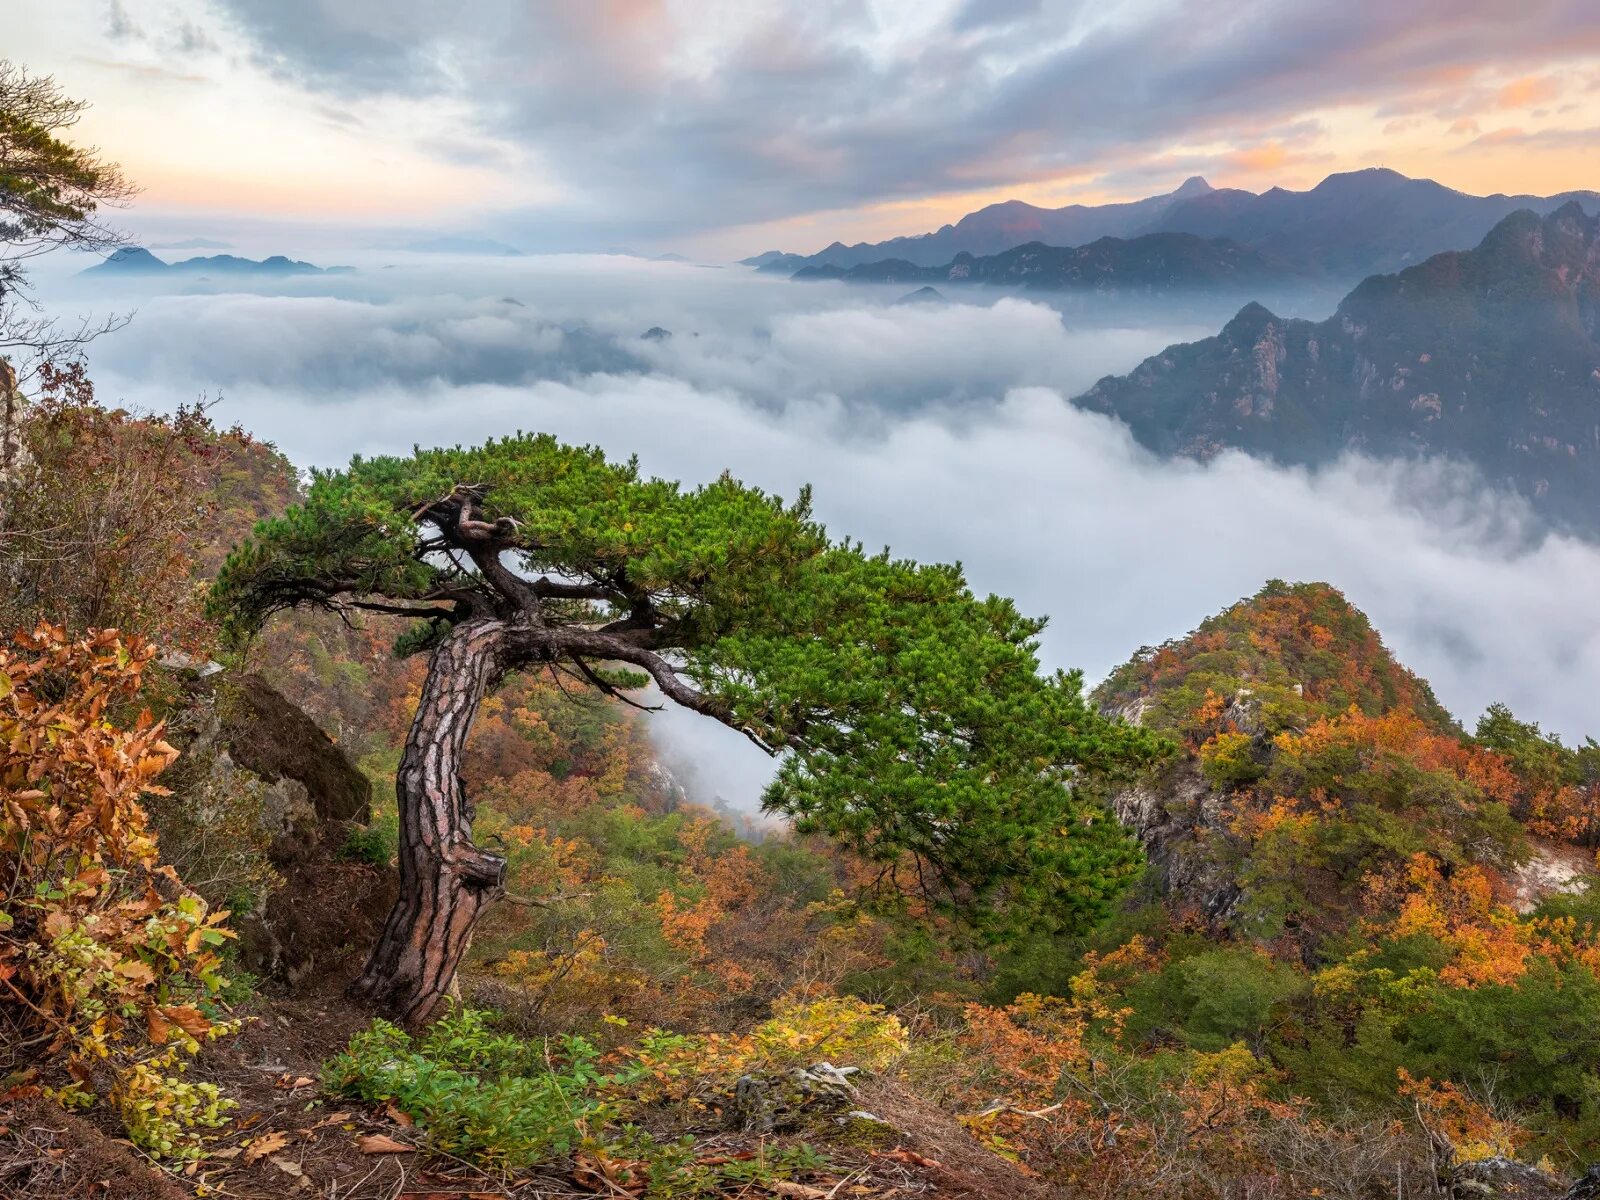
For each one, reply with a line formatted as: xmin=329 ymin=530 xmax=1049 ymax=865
xmin=59 ymin=259 xmax=1600 ymax=805
xmin=193 ymin=0 xmax=1600 ymax=244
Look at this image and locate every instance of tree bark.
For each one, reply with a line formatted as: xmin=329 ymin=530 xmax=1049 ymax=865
xmin=349 ymin=619 xmax=511 ymax=1024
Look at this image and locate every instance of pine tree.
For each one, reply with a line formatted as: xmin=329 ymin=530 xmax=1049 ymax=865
xmin=210 ymin=434 xmax=1161 ymax=1022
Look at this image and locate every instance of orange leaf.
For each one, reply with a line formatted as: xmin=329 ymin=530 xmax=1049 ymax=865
xmin=356 ymin=1133 xmax=414 ymax=1154
xmin=160 ymin=1004 xmax=212 ymax=1039
xmin=114 ymin=959 xmax=156 ymax=986
xmin=875 ymin=1147 xmax=943 ymax=1170
xmin=145 ymin=1007 xmax=172 ymax=1045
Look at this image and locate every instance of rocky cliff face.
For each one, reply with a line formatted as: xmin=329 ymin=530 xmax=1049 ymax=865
xmin=1076 ymin=204 xmax=1600 ymax=535
xmin=160 ymin=669 xmax=383 ymax=986
xmin=1109 ymin=758 xmax=1242 ymax=923
xmin=168 ymin=671 xmax=371 ymax=860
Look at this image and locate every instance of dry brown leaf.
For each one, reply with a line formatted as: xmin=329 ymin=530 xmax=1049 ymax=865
xmin=875 ymin=1147 xmax=944 ymax=1170
xmin=383 ymin=1101 xmax=414 ymax=1126
xmin=209 ymin=1147 xmax=241 ymax=1161
xmin=269 ymin=1155 xmax=304 ymax=1177
xmin=145 ymin=1007 xmax=172 ymax=1046
xmin=771 ymin=1183 xmax=829 ymax=1199
xmin=299 ymin=1110 xmax=353 ymax=1133
xmin=356 ymin=1133 xmax=415 ymax=1154
xmin=160 ymin=1004 xmax=212 ymax=1039
xmin=242 ymin=1130 xmax=289 ymax=1165
xmin=570 ymin=1156 xmax=645 ymax=1195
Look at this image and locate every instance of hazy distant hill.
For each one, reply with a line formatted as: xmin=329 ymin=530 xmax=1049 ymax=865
xmin=1075 ymin=203 xmax=1600 ymax=534
xmin=790 ymin=232 xmax=1298 ymax=295
xmin=758 ymin=169 xmax=1600 ymax=284
xmin=84 ymin=247 xmax=349 ymax=276
xmin=749 ymin=176 xmax=1216 ymax=271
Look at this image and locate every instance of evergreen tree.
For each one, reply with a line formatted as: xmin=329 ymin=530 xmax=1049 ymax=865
xmin=211 ymin=434 xmax=1161 ymax=1021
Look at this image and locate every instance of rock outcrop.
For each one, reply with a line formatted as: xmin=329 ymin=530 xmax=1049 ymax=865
xmin=161 ymin=668 xmax=383 ymax=987
xmin=1076 ymin=204 xmax=1600 ymax=535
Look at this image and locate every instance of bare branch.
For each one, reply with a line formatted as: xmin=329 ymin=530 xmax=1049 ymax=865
xmin=501 ymin=890 xmax=592 ymax=909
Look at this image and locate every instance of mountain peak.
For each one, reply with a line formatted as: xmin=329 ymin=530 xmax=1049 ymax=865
xmin=1311 ymin=166 xmax=1413 ymax=192
xmin=1095 ymin=579 xmax=1455 ymax=735
xmin=1173 ymin=175 xmax=1213 ymax=198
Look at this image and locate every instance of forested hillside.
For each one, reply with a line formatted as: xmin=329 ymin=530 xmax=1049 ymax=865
xmin=3 ymin=371 xmax=1598 ymax=1200
xmin=1077 ymin=203 xmax=1600 ymax=535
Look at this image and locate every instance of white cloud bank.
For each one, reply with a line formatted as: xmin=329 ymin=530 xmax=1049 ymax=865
xmin=64 ymin=260 xmax=1600 ymax=805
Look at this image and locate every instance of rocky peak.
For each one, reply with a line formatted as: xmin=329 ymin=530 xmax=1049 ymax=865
xmin=1094 ymin=581 xmax=1459 ymax=930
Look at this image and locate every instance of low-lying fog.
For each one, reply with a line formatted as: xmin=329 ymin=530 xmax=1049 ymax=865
xmin=42 ymin=253 xmax=1600 ymax=805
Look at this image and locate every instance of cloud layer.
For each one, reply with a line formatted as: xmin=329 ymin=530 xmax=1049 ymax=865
xmin=201 ymin=0 xmax=1600 ymax=246
xmin=69 ymin=260 xmax=1600 ymax=803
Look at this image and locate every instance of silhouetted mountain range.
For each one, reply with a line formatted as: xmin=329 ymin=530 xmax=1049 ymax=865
xmin=791 ymin=232 xmax=1299 ymax=295
xmin=84 ymin=247 xmax=351 ymax=276
xmin=1075 ymin=203 xmax=1600 ymax=534
xmin=747 ymin=176 xmax=1216 ymax=272
xmin=754 ymin=169 xmax=1600 ymax=284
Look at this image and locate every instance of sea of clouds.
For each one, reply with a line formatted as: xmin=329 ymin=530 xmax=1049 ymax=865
xmin=42 ymin=254 xmax=1600 ymax=804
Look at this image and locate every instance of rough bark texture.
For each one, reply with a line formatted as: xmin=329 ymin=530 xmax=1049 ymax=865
xmin=349 ymin=619 xmax=511 ymax=1024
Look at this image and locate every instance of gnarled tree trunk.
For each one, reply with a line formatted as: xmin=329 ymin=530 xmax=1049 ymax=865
xmin=349 ymin=619 xmax=512 ymax=1024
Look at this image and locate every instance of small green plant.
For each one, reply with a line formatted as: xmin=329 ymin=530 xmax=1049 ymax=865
xmin=117 ymin=1053 xmax=238 ymax=1162
xmin=599 ymin=1127 xmax=832 ymax=1197
xmin=321 ymin=1007 xmax=616 ymax=1168
xmin=721 ymin=1140 xmax=832 ymax=1183
xmin=339 ymin=822 xmax=393 ymax=866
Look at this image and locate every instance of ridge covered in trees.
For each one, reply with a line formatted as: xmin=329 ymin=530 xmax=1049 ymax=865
xmin=1076 ymin=204 xmax=1600 ymax=535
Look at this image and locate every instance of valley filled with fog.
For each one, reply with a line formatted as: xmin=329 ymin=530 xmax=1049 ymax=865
xmin=44 ymin=253 xmax=1600 ymax=802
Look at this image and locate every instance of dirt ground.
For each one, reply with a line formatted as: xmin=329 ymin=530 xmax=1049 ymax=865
xmin=1 ymin=937 xmax=1046 ymax=1200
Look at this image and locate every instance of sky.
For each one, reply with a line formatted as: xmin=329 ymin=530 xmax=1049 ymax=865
xmin=9 ymin=0 xmax=1600 ymax=258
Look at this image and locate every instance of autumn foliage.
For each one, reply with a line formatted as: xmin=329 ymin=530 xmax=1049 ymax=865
xmin=0 ymin=626 xmax=237 ymax=1159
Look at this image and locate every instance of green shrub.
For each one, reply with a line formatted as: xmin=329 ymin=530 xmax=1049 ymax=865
xmin=321 ymin=1007 xmax=615 ymax=1168
xmin=1124 ymin=947 xmax=1304 ymax=1051
xmin=339 ymin=822 xmax=394 ymax=866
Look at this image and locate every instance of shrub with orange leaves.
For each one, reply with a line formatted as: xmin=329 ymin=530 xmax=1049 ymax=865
xmin=1398 ymin=1069 xmax=1530 ymax=1165
xmin=0 ymin=625 xmax=238 ymax=1159
xmin=954 ymin=990 xmax=1337 ymax=1199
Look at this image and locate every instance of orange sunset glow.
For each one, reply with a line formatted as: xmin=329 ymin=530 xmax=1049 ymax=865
xmin=6 ymin=1 xmax=1597 ymax=256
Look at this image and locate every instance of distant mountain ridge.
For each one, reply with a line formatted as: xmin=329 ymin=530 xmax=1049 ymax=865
xmin=84 ymin=247 xmax=349 ymax=276
xmin=1074 ymin=203 xmax=1600 ymax=535
xmin=747 ymin=176 xmax=1215 ymax=272
xmin=755 ymin=169 xmax=1600 ymax=283
xmin=1155 ymin=167 xmax=1600 ymax=277
xmin=789 ymin=232 xmax=1299 ymax=295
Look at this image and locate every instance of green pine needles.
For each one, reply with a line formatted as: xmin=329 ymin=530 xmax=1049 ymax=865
xmin=210 ymin=432 xmax=1163 ymax=942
